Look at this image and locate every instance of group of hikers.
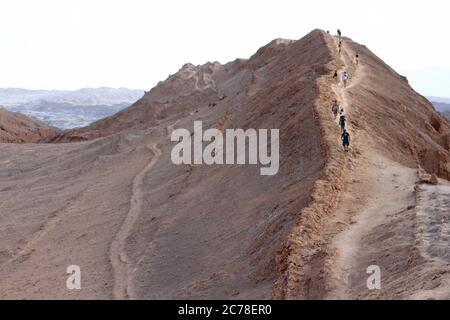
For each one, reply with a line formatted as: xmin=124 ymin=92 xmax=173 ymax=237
xmin=332 ymin=100 xmax=351 ymax=152
xmin=331 ymin=29 xmax=352 ymax=152
xmin=332 ymin=70 xmax=350 ymax=87
xmin=328 ymin=28 xmax=342 ymax=37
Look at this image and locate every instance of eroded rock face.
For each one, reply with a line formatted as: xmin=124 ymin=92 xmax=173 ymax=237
xmin=0 ymin=107 xmax=58 ymax=143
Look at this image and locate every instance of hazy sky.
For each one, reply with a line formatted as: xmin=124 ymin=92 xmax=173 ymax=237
xmin=1 ymin=0 xmax=449 ymax=97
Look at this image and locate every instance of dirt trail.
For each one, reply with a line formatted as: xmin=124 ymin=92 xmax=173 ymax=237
xmin=324 ymin=37 xmax=415 ymax=298
xmin=327 ymin=158 xmax=418 ymax=299
xmin=109 ymin=142 xmax=162 ymax=300
xmin=332 ymin=37 xmax=364 ymax=114
xmin=110 ymin=122 xmax=180 ymax=300
xmin=330 ymin=36 xmax=369 ymax=158
xmin=326 ymin=158 xmax=450 ymax=299
xmin=322 ymin=36 xmax=450 ymax=300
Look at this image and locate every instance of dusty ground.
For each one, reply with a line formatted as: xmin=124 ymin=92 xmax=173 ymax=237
xmin=0 ymin=30 xmax=449 ymax=300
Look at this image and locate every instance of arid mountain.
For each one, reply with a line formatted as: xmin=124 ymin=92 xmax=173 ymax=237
xmin=0 ymin=30 xmax=449 ymax=300
xmin=0 ymin=107 xmax=58 ymax=143
xmin=274 ymin=33 xmax=450 ymax=300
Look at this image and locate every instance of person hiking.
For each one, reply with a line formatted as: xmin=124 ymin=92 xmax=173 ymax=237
xmin=338 ymin=41 xmax=342 ymax=55
xmin=333 ymin=70 xmax=339 ymax=82
xmin=342 ymin=71 xmax=349 ymax=87
xmin=355 ymin=54 xmax=359 ymax=65
xmin=339 ymin=112 xmax=347 ymax=132
xmin=341 ymin=130 xmax=350 ymax=152
xmin=332 ymin=100 xmax=339 ymax=119
xmin=337 ymin=29 xmax=342 ymax=38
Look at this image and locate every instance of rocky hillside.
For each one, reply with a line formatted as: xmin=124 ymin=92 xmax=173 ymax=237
xmin=50 ymin=35 xmax=450 ymax=181
xmin=0 ymin=107 xmax=58 ymax=143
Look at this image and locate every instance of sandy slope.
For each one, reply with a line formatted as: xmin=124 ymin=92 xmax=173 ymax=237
xmin=110 ymin=142 xmax=162 ymax=300
xmin=338 ymin=38 xmax=448 ymax=300
xmin=315 ymin=36 xmax=450 ymax=300
xmin=1 ymin=32 xmax=330 ymax=299
xmin=327 ymin=160 xmax=450 ymax=300
xmin=0 ymin=132 xmax=162 ymax=299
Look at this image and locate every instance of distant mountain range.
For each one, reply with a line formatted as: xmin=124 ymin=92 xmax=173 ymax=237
xmin=428 ymin=96 xmax=450 ymax=120
xmin=0 ymin=87 xmax=144 ymax=129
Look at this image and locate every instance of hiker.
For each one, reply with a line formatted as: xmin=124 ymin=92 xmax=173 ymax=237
xmin=331 ymin=100 xmax=339 ymax=119
xmin=341 ymin=130 xmax=350 ymax=152
xmin=342 ymin=71 xmax=349 ymax=87
xmin=337 ymin=29 xmax=342 ymax=38
xmin=333 ymin=70 xmax=339 ymax=82
xmin=339 ymin=112 xmax=347 ymax=133
xmin=355 ymin=54 xmax=359 ymax=65
xmin=338 ymin=41 xmax=342 ymax=55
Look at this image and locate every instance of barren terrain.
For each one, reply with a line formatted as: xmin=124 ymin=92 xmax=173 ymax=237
xmin=0 ymin=30 xmax=449 ymax=299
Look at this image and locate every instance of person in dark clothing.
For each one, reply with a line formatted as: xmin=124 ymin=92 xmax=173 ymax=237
xmin=342 ymin=130 xmax=350 ymax=152
xmin=355 ymin=54 xmax=359 ymax=65
xmin=339 ymin=113 xmax=347 ymax=133
xmin=337 ymin=29 xmax=342 ymax=38
xmin=331 ymin=100 xmax=339 ymax=119
xmin=338 ymin=41 xmax=342 ymax=55
xmin=333 ymin=70 xmax=339 ymax=82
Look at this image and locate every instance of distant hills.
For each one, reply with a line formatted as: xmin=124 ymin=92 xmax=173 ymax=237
xmin=428 ymin=96 xmax=450 ymax=119
xmin=0 ymin=87 xmax=144 ymax=129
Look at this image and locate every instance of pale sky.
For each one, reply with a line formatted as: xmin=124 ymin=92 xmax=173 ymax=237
xmin=1 ymin=0 xmax=449 ymax=97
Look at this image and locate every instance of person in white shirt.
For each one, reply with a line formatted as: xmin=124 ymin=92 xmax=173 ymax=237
xmin=342 ymin=71 xmax=350 ymax=87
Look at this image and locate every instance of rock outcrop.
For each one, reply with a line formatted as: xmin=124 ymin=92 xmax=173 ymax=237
xmin=0 ymin=107 xmax=58 ymax=143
